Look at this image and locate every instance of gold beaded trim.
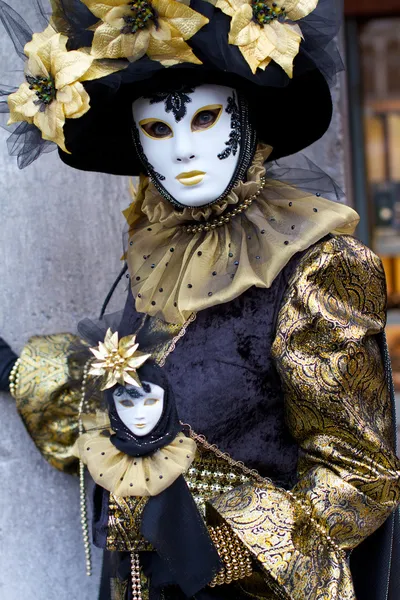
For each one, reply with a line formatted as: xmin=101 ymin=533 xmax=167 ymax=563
xmin=183 ymin=425 xmax=264 ymax=483
xmin=184 ymin=424 xmax=347 ymax=559
xmin=208 ymin=523 xmax=253 ymax=587
xmin=8 ymin=357 xmax=21 ymax=399
xmin=158 ymin=312 xmax=197 ymax=367
xmin=183 ymin=177 xmax=266 ymax=234
xmin=78 ymin=359 xmax=94 ymax=577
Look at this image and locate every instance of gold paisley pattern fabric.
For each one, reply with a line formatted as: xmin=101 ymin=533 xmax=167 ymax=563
xmin=107 ymin=494 xmax=151 ymax=552
xmin=12 ymin=333 xmax=83 ymax=473
xmin=210 ymin=235 xmax=400 ymax=600
xmin=10 ymin=318 xmax=188 ymax=472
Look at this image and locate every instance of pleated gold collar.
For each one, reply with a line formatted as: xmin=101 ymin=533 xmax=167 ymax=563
xmin=73 ymin=412 xmax=196 ymax=497
xmin=124 ymin=145 xmax=360 ymax=325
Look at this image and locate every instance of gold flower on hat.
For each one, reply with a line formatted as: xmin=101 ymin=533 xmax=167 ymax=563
xmin=208 ymin=0 xmax=318 ymax=76
xmin=82 ymin=0 xmax=208 ymax=64
xmin=89 ymin=328 xmax=151 ymax=390
xmin=7 ymin=25 xmax=126 ymax=153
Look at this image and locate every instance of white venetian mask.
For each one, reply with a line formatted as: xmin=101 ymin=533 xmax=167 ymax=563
xmin=132 ymin=84 xmax=241 ymax=207
xmin=113 ymin=381 xmax=164 ymax=437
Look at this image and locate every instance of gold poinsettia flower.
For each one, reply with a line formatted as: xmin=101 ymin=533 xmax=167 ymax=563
xmin=209 ymin=0 xmax=318 ymax=76
xmin=82 ymin=0 xmax=208 ymax=64
xmin=7 ymin=25 xmax=126 ymax=153
xmin=89 ymin=328 xmax=151 ymax=390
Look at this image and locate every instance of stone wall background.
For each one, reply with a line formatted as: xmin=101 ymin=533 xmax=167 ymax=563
xmin=0 ymin=2 xmax=347 ymax=598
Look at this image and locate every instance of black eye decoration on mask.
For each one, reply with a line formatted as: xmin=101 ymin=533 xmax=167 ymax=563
xmin=218 ymin=91 xmax=241 ymax=160
xmin=125 ymin=387 xmax=143 ymax=399
xmin=142 ymin=382 xmax=151 ymax=393
xmin=144 ymin=86 xmax=195 ymax=122
xmin=116 ymin=383 xmax=152 ymax=400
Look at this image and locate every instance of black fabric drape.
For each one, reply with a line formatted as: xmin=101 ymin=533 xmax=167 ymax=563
xmin=0 ymin=336 xmax=17 ymax=392
xmin=140 ymin=475 xmax=222 ymax=598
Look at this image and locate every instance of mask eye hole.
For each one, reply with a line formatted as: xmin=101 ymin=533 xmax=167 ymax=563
xmin=144 ymin=397 xmax=159 ymax=406
xmin=139 ymin=119 xmax=173 ymax=140
xmin=191 ymin=105 xmax=222 ymax=132
xmin=119 ymin=399 xmax=134 ymax=407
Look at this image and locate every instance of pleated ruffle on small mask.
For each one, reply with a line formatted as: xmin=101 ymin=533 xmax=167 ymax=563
xmin=73 ymin=412 xmax=196 ymax=496
xmin=124 ymin=144 xmax=360 ymax=325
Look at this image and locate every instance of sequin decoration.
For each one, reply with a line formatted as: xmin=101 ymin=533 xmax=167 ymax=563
xmin=184 ymin=443 xmax=252 ymax=517
xmin=218 ymin=92 xmax=241 ymax=160
xmin=144 ymin=86 xmax=195 ymax=122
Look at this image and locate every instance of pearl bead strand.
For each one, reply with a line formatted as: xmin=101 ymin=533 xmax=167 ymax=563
xmin=79 ymin=360 xmax=93 ymax=577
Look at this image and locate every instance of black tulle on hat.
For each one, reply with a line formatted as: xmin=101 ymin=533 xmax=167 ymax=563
xmin=0 ymin=0 xmax=342 ymax=173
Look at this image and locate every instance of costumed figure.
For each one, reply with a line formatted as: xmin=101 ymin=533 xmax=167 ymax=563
xmin=0 ymin=0 xmax=400 ymax=599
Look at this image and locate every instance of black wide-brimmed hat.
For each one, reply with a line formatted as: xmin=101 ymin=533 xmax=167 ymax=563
xmin=0 ymin=0 xmax=341 ymax=174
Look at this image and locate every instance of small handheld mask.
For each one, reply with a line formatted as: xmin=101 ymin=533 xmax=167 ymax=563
xmin=113 ymin=381 xmax=164 ymax=437
xmin=132 ymin=84 xmax=252 ymax=208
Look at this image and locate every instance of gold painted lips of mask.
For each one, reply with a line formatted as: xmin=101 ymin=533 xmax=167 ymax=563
xmin=134 ymin=423 xmax=147 ymax=428
xmin=176 ymin=171 xmax=206 ymax=186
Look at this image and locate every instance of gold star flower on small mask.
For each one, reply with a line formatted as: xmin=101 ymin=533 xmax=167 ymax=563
xmin=7 ymin=25 xmax=126 ymax=153
xmin=208 ymin=0 xmax=318 ymax=76
xmin=89 ymin=329 xmax=151 ymax=390
xmin=82 ymin=0 xmax=208 ymax=64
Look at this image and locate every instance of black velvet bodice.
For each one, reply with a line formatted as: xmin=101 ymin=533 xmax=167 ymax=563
xmin=121 ymin=252 xmax=304 ymax=489
xmin=165 ymin=280 xmax=299 ymax=487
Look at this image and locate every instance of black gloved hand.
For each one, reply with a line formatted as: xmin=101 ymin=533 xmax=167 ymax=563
xmin=0 ymin=337 xmax=18 ymax=392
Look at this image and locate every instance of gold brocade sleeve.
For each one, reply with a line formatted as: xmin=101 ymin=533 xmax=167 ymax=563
xmin=209 ymin=235 xmax=400 ymax=600
xmin=12 ymin=333 xmax=84 ymax=473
